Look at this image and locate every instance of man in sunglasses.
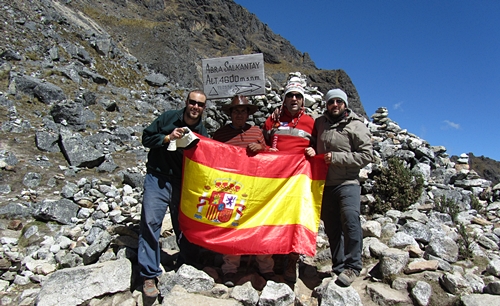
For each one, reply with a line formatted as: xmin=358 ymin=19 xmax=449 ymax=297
xmin=263 ymin=81 xmax=315 ymax=153
xmin=139 ymin=89 xmax=208 ymax=298
xmin=305 ymin=88 xmax=373 ymax=287
xmin=262 ymin=80 xmax=315 ymax=284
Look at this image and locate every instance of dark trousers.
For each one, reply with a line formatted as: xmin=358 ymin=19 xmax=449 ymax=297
xmin=138 ymin=172 xmax=199 ymax=277
xmin=321 ymin=184 xmax=362 ymax=275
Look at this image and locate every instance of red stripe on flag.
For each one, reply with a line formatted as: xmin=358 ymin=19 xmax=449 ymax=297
xmin=179 ymin=211 xmax=317 ymax=256
xmin=186 ymin=135 xmax=327 ymax=180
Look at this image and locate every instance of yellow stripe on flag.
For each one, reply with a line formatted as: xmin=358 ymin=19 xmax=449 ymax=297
xmin=181 ymin=156 xmax=322 ymax=231
xmin=179 ymin=136 xmax=327 ymax=256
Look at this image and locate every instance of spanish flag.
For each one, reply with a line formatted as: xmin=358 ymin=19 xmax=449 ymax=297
xmin=179 ymin=136 xmax=327 ymax=256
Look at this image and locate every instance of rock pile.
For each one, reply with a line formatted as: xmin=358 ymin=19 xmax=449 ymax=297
xmin=1 ymin=0 xmax=500 ymax=305
xmin=3 ymin=75 xmax=500 ymax=305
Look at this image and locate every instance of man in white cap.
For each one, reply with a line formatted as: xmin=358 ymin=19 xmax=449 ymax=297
xmin=306 ymin=88 xmax=373 ymax=287
xmin=263 ymin=81 xmax=315 ymax=153
xmin=262 ymin=80 xmax=315 ymax=284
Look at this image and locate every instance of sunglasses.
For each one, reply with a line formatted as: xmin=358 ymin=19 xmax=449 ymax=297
xmin=188 ymin=99 xmax=206 ymax=108
xmin=285 ymin=93 xmax=303 ymax=99
xmin=327 ymin=99 xmax=344 ymax=106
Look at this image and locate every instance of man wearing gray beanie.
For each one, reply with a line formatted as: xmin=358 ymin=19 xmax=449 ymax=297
xmin=324 ymin=88 xmax=349 ymax=108
xmin=305 ymin=88 xmax=373 ymax=287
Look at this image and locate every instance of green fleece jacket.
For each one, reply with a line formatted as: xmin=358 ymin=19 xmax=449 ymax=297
xmin=142 ymin=108 xmax=208 ymax=179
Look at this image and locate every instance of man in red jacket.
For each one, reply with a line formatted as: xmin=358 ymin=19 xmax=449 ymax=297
xmin=263 ymin=81 xmax=315 ymax=153
xmin=262 ymin=81 xmax=315 ymax=283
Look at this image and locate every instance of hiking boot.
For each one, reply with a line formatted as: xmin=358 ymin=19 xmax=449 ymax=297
xmin=260 ymin=271 xmax=281 ymax=283
xmin=284 ymin=253 xmax=299 ymax=283
xmin=143 ymin=278 xmax=159 ymax=298
xmin=336 ymin=269 xmax=358 ymax=287
xmin=223 ymin=272 xmax=237 ymax=287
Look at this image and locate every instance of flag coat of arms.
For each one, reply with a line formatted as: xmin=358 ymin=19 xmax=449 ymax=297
xmin=179 ymin=136 xmax=327 ymax=256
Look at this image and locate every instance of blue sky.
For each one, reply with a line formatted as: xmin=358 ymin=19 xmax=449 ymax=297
xmin=233 ymin=0 xmax=500 ymax=161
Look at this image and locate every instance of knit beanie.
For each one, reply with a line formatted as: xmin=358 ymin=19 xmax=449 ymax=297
xmin=283 ymin=82 xmax=305 ymax=98
xmin=324 ymin=89 xmax=348 ymax=108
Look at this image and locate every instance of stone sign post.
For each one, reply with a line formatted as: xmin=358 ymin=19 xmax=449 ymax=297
xmin=202 ymin=53 xmax=265 ymax=100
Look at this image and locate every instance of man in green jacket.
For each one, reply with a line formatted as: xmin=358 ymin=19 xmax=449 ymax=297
xmin=306 ymin=88 xmax=373 ymax=287
xmin=139 ymin=89 xmax=208 ymax=298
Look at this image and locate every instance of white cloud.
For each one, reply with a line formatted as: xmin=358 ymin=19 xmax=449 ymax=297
xmin=419 ymin=126 xmax=427 ymax=138
xmin=443 ymin=120 xmax=460 ymax=129
xmin=393 ymin=101 xmax=403 ymax=110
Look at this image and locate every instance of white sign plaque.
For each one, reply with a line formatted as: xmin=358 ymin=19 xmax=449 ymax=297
xmin=202 ymin=53 xmax=265 ymax=99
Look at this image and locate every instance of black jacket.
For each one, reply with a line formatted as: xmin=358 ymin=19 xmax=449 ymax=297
xmin=142 ymin=108 xmax=208 ymax=179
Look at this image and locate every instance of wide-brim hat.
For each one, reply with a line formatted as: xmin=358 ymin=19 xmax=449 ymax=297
xmin=221 ymin=95 xmax=258 ymax=115
xmin=167 ymin=127 xmax=200 ymax=151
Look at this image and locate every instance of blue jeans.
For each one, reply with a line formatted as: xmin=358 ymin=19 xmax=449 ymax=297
xmin=321 ymin=184 xmax=362 ymax=275
xmin=138 ymin=172 xmax=181 ymax=278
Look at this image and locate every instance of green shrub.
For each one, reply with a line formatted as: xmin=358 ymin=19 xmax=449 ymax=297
xmin=434 ymin=195 xmax=460 ymax=221
xmin=434 ymin=195 xmax=474 ymax=260
xmin=373 ymin=157 xmax=424 ymax=214
xmin=469 ymin=194 xmax=484 ymax=215
xmin=457 ymin=223 xmax=473 ymax=259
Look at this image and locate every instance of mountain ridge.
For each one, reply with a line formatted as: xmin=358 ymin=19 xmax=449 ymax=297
xmin=451 ymin=153 xmax=500 ymax=185
xmin=68 ymin=0 xmax=500 ymax=173
xmin=64 ymin=0 xmax=368 ymax=117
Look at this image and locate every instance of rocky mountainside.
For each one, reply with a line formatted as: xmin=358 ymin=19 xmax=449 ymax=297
xmin=1 ymin=1 xmax=500 ymax=306
xmin=62 ymin=0 xmax=368 ymax=117
xmin=62 ymin=0 xmax=500 ymax=177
